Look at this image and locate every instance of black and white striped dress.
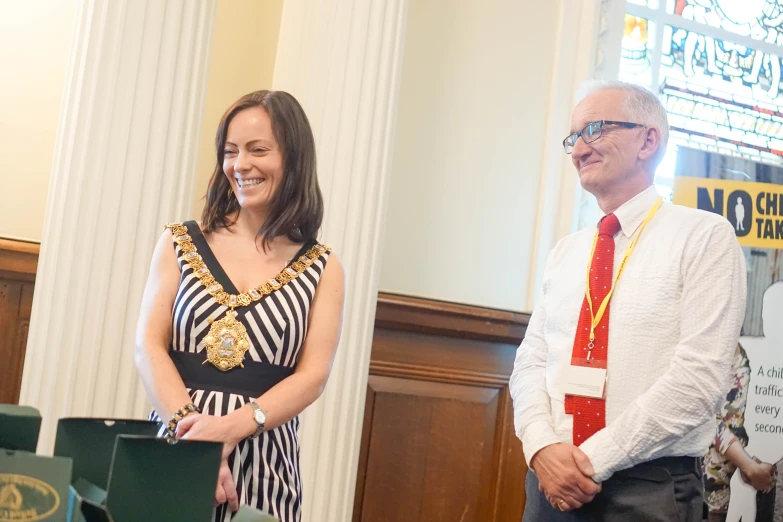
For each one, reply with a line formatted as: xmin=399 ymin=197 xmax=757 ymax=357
xmin=149 ymin=221 xmax=330 ymax=522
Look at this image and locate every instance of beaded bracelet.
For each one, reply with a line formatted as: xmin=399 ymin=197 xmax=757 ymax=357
xmin=165 ymin=403 xmax=200 ymax=444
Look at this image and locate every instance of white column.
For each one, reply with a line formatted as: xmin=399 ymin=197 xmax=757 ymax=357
xmin=272 ymin=1 xmax=409 ymax=521
xmin=19 ymin=0 xmax=216 ymax=453
xmin=526 ymin=0 xmax=605 ymax=309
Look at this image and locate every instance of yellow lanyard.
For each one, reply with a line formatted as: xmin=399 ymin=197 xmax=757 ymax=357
xmin=584 ymin=198 xmax=663 ymax=357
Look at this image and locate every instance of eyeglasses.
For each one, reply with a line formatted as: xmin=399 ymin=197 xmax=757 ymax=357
xmin=563 ymin=120 xmax=647 ymax=154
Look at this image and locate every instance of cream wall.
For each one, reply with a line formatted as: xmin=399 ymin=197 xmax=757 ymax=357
xmin=0 ymin=1 xmax=78 ymax=241
xmin=379 ymin=0 xmax=560 ymax=312
xmin=192 ymin=0 xmax=283 ymax=219
xmin=0 ymin=0 xmax=282 ymax=241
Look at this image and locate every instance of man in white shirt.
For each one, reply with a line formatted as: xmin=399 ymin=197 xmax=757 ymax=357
xmin=510 ymin=81 xmax=746 ymax=521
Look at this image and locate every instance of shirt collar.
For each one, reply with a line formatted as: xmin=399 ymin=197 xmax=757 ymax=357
xmin=603 ymin=185 xmax=661 ymax=239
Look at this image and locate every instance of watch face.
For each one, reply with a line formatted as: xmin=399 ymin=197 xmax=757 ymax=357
xmin=254 ymin=409 xmax=266 ymax=425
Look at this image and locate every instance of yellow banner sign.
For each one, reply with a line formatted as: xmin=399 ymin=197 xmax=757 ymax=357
xmin=673 ymin=177 xmax=783 ymax=249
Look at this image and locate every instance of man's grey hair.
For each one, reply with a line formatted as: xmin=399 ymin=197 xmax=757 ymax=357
xmin=577 ymin=80 xmax=669 ymax=166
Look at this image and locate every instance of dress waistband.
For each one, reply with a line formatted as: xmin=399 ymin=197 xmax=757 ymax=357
xmin=170 ymin=350 xmax=294 ymax=398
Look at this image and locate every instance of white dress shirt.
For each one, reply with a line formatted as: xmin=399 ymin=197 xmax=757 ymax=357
xmin=510 ymin=185 xmax=746 ymax=482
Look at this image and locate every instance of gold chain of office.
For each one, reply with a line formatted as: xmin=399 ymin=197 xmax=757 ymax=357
xmin=165 ymin=223 xmax=328 ymax=371
xmin=165 ymin=223 xmax=328 ymax=308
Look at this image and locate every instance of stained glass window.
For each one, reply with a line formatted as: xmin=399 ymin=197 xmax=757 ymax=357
xmin=620 ymin=15 xmax=656 ymax=86
xmin=618 ymin=0 xmax=783 ymax=200
xmin=665 ymin=0 xmax=779 ymax=43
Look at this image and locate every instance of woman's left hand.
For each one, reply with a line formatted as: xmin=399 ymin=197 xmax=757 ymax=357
xmin=177 ymin=413 xmax=240 ymax=460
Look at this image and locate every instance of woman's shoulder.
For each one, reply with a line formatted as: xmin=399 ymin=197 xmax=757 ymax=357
xmin=317 ymin=246 xmax=343 ymax=281
xmin=308 ymin=244 xmax=344 ymax=305
xmin=148 ymin=224 xmax=185 ymax=273
xmin=289 ymin=235 xmax=340 ymax=270
xmin=162 ymin=221 xmax=209 ymax=244
xmin=298 ymin=238 xmax=337 ymax=265
xmin=158 ymin=222 xmax=204 ymax=259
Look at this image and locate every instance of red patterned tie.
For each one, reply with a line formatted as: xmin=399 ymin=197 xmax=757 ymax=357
xmin=564 ymin=213 xmax=621 ymax=445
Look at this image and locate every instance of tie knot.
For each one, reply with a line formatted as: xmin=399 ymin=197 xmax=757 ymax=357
xmin=598 ymin=214 xmax=621 ymax=237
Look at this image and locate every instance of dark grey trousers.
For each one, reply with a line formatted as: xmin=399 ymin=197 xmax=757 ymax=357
xmin=523 ymin=457 xmax=703 ymax=522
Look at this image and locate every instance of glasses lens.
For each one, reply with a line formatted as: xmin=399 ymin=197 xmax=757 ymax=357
xmin=584 ymin=122 xmax=602 ymax=143
xmin=564 ymin=135 xmax=575 ymax=153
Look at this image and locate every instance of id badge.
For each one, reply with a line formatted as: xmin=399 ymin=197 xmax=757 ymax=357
xmin=563 ymin=365 xmax=607 ymax=399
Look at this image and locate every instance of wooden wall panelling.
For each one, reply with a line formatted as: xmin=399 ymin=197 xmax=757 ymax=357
xmin=353 ymin=293 xmax=530 ymax=522
xmin=0 ymin=238 xmax=39 ymax=404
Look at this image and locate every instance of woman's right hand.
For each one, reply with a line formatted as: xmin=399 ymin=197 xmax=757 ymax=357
xmin=215 ymin=459 xmax=239 ymax=512
xmin=740 ymin=458 xmax=775 ymax=492
xmin=177 ymin=412 xmax=241 ymax=461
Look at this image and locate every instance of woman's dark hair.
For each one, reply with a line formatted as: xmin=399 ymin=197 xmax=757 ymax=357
xmin=200 ymin=90 xmax=323 ymax=247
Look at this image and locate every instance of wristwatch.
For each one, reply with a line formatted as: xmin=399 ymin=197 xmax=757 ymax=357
xmin=249 ymin=400 xmax=266 ymax=438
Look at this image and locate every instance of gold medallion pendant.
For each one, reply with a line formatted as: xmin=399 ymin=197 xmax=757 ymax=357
xmin=165 ymin=222 xmax=329 ymax=372
xmin=203 ymin=309 xmax=251 ymax=371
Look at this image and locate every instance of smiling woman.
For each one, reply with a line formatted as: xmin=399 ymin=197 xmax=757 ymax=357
xmin=202 ymin=91 xmax=323 ymax=250
xmin=134 ymin=90 xmax=346 ymax=522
